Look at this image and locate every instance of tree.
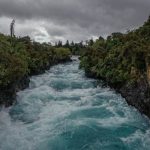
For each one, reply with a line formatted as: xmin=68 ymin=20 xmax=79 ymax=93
xmin=99 ymin=36 xmax=104 ymax=41
xmin=79 ymin=41 xmax=84 ymax=48
xmin=65 ymin=40 xmax=70 ymax=48
xmin=88 ymin=38 xmax=94 ymax=46
xmin=70 ymin=41 xmax=75 ymax=47
xmin=57 ymin=41 xmax=62 ymax=47
xmin=10 ymin=19 xmax=15 ymax=38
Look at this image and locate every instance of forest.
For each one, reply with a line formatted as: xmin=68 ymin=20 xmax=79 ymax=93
xmin=79 ymin=16 xmax=150 ymax=88
xmin=0 ymin=32 xmax=71 ymax=105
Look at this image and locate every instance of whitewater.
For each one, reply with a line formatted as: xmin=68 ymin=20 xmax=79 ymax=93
xmin=0 ymin=57 xmax=150 ymax=150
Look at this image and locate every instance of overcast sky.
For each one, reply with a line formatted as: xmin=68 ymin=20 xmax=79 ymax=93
xmin=0 ymin=0 xmax=150 ymax=43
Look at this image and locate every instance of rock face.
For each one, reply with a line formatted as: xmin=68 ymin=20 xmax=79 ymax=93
xmin=119 ymin=78 xmax=150 ymax=118
xmin=0 ymin=75 xmax=30 ymax=106
xmin=78 ymin=16 xmax=150 ymax=119
xmin=84 ymin=69 xmax=150 ymax=118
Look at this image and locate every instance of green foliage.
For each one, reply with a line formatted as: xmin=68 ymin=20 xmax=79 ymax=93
xmin=0 ymin=51 xmax=28 ymax=87
xmin=80 ymin=16 xmax=150 ymax=87
xmin=54 ymin=47 xmax=71 ymax=60
xmin=0 ymin=34 xmax=71 ymax=88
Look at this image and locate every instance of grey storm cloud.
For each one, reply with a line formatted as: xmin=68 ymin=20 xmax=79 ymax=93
xmin=0 ymin=0 xmax=150 ymax=43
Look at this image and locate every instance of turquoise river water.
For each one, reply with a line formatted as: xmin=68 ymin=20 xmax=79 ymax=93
xmin=0 ymin=57 xmax=150 ymax=150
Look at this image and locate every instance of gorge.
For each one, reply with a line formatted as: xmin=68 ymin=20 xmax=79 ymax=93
xmin=0 ymin=58 xmax=150 ymax=150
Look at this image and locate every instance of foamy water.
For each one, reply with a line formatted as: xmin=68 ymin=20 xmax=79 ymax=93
xmin=0 ymin=57 xmax=150 ymax=150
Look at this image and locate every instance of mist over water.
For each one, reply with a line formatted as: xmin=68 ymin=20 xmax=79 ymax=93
xmin=0 ymin=57 xmax=150 ymax=150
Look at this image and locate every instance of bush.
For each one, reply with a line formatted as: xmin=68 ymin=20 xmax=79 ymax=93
xmin=0 ymin=34 xmax=71 ymax=88
xmin=80 ymin=16 xmax=150 ymax=87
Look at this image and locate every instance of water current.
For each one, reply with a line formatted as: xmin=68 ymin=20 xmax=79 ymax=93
xmin=0 ymin=57 xmax=150 ymax=150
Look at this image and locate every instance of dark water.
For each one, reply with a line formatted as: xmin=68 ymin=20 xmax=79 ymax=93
xmin=0 ymin=57 xmax=150 ymax=150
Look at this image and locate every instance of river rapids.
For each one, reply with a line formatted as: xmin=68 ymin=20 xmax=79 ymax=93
xmin=0 ymin=57 xmax=150 ymax=150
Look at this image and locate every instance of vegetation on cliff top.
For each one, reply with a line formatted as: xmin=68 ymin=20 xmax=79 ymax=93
xmin=0 ymin=34 xmax=71 ymax=89
xmin=80 ymin=16 xmax=150 ymax=88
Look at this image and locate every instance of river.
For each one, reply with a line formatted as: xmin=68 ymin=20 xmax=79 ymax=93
xmin=0 ymin=57 xmax=150 ymax=150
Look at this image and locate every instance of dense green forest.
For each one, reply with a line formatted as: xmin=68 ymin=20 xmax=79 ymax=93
xmin=55 ymin=40 xmax=86 ymax=55
xmin=0 ymin=34 xmax=71 ymax=92
xmin=79 ymin=16 xmax=150 ymax=88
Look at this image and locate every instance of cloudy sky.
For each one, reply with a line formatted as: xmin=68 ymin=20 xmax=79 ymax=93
xmin=0 ymin=0 xmax=150 ymax=43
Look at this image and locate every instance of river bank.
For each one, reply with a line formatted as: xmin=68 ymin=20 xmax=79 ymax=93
xmin=0 ymin=57 xmax=71 ymax=107
xmin=79 ymin=17 xmax=150 ymax=119
xmin=0 ymin=58 xmax=150 ymax=150
xmin=0 ymin=34 xmax=71 ymax=106
xmin=83 ymin=70 xmax=150 ymax=119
